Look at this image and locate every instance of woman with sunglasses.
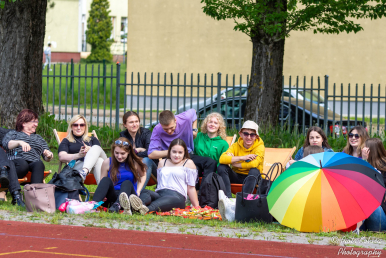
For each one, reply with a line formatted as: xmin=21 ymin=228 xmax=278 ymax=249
xmin=359 ymin=138 xmax=386 ymax=232
xmin=93 ymin=138 xmax=150 ymax=214
xmin=343 ymin=126 xmax=369 ymax=158
xmin=58 ymin=115 xmax=107 ymax=183
xmin=128 ymin=138 xmax=199 ymax=213
xmin=193 ymin=112 xmax=229 ymax=167
xmin=119 ymin=111 xmax=157 ymax=186
xmin=288 ymin=126 xmax=333 ymax=165
xmin=3 ymin=109 xmax=53 ymax=187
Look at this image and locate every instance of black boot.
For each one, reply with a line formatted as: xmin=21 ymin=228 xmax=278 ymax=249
xmin=0 ymin=167 xmax=9 ymax=189
xmin=11 ymin=191 xmax=25 ymax=207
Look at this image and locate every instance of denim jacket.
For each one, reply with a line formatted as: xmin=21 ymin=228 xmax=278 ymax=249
xmin=294 ymin=146 xmax=334 ymax=161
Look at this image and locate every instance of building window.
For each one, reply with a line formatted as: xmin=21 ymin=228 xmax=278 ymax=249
xmin=121 ymin=17 xmax=127 ymax=43
xmin=111 ymin=16 xmax=116 ymax=41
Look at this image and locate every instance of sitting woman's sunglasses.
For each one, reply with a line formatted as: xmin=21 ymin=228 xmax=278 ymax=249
xmin=348 ymin=133 xmax=360 ymax=139
xmin=115 ymin=140 xmax=130 ymax=146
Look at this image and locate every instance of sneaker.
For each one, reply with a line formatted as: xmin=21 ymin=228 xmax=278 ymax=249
xmin=0 ymin=167 xmax=10 ymax=189
xmin=129 ymin=194 xmax=148 ymax=215
xmin=119 ymin=193 xmax=132 ymax=215
xmin=218 ymin=198 xmax=235 ymax=222
xmin=353 ymin=228 xmax=360 ymax=235
xmin=218 ymin=190 xmax=226 ymax=201
xmin=108 ymin=202 xmax=121 ymax=213
xmin=78 ymin=169 xmax=88 ymax=182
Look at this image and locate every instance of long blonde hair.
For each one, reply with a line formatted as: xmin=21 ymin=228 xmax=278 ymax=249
xmin=343 ymin=126 xmax=369 ymax=156
xmin=66 ymin=115 xmax=91 ymax=143
xmin=200 ymin=112 xmax=227 ymax=140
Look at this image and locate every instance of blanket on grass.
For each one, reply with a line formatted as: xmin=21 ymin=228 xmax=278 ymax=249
xmin=153 ymin=206 xmax=222 ymax=220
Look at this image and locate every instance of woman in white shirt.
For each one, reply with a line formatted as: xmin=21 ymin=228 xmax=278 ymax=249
xmin=127 ymin=138 xmax=199 ymax=213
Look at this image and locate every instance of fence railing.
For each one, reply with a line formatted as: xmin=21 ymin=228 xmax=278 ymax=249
xmin=43 ymin=62 xmax=386 ymax=135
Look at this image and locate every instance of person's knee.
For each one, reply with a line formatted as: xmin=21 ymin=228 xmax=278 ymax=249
xmin=249 ymin=168 xmax=260 ymax=176
xmin=217 ymin=164 xmax=229 ymax=175
xmin=30 ymin=160 xmax=45 ymax=172
xmin=100 ymin=176 xmax=113 ymax=187
xmin=121 ymin=180 xmax=134 ymax=188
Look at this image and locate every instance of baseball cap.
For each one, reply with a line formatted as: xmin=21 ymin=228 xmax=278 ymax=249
xmin=240 ymin=120 xmax=259 ymax=136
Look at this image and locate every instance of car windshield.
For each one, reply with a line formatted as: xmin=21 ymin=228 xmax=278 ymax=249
xmin=298 ymin=90 xmax=325 ymax=104
xmin=225 ymin=87 xmax=248 ymax=98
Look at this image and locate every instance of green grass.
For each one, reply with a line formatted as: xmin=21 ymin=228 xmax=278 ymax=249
xmin=42 ymin=62 xmax=127 ymax=110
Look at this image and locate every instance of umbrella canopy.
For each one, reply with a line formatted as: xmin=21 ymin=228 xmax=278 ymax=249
xmin=267 ymin=152 xmax=385 ymax=232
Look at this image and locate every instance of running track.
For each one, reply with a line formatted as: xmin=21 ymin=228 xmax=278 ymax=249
xmin=0 ymin=221 xmax=373 ymax=257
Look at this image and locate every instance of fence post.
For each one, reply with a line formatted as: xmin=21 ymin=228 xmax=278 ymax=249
xmin=324 ymin=75 xmax=329 ymax=135
xmin=217 ymin=72 xmax=221 ymax=114
xmin=115 ymin=63 xmax=121 ymax=131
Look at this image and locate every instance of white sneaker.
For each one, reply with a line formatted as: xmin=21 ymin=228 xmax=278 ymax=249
xmin=119 ymin=193 xmax=132 ymax=215
xmin=218 ymin=198 xmax=235 ymax=222
xmin=218 ymin=190 xmax=227 ymax=201
xmin=129 ymin=194 xmax=149 ymax=215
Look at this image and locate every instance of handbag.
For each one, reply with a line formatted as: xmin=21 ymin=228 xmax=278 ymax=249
xmin=258 ymin=162 xmax=283 ymax=194
xmin=235 ymin=175 xmax=273 ymax=223
xmin=23 ymin=183 xmax=56 ymax=213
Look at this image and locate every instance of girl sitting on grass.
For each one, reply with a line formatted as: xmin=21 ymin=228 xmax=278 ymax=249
xmin=92 ymin=138 xmax=151 ymax=214
xmin=129 ymin=138 xmax=199 ymax=213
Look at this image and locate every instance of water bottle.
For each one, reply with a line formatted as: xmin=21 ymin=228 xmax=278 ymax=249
xmin=68 ymin=160 xmax=76 ymax=168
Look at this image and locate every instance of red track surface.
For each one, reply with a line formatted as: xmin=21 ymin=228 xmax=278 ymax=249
xmin=0 ymin=220 xmax=377 ymax=257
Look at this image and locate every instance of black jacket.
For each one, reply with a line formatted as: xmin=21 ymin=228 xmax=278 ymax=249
xmin=119 ymin=127 xmax=151 ymax=158
xmin=0 ymin=128 xmax=13 ymax=147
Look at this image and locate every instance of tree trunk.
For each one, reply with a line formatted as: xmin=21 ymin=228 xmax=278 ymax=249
xmin=244 ymin=36 xmax=285 ymax=128
xmin=0 ymin=0 xmax=47 ymax=128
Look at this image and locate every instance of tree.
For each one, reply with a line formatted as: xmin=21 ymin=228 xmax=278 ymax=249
xmin=86 ymin=0 xmax=113 ymax=62
xmin=0 ymin=0 xmax=48 ymax=128
xmin=201 ymin=0 xmax=386 ymax=127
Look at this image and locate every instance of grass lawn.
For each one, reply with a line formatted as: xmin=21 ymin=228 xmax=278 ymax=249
xmin=42 ymin=62 xmax=127 ymax=110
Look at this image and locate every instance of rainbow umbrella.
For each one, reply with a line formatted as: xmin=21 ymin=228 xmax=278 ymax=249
xmin=267 ymin=152 xmax=385 ymax=232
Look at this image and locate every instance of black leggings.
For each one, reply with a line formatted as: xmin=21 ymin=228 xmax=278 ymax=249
xmin=146 ymin=189 xmax=185 ymax=212
xmin=217 ymin=164 xmax=260 ymax=198
xmin=93 ymin=177 xmax=153 ymax=207
xmin=12 ymin=159 xmax=45 ymax=184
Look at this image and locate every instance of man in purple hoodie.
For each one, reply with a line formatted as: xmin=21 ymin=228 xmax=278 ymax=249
xmin=148 ymin=109 xmax=217 ymax=186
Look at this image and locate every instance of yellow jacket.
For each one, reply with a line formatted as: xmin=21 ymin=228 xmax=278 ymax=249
xmin=219 ymin=137 xmax=265 ymax=175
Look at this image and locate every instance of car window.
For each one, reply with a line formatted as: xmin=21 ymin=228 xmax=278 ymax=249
xmin=298 ymin=90 xmax=324 ymax=104
xmin=282 ymin=90 xmax=291 ymax=97
xmin=220 ymin=99 xmax=246 ymax=118
xmin=226 ymin=87 xmax=248 ymax=98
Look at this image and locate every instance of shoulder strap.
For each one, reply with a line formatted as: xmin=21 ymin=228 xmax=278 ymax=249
xmin=164 ymin=159 xmax=167 ymax=166
xmin=182 ymin=159 xmax=189 ymax=166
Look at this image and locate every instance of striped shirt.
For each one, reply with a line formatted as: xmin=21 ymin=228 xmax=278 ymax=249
xmin=2 ymin=130 xmax=50 ymax=162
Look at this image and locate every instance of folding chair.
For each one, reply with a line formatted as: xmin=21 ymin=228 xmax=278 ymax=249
xmin=53 ymin=129 xmax=98 ymax=185
xmin=226 ymin=134 xmax=237 ymax=146
xmin=230 ymin=147 xmax=296 ymax=194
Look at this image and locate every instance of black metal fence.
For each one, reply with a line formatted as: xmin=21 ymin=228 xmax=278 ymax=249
xmin=43 ymin=62 xmax=386 ymax=135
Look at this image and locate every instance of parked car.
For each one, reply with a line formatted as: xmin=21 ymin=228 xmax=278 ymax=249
xmin=195 ymin=97 xmax=365 ymax=133
xmin=177 ymin=85 xmax=329 ymax=114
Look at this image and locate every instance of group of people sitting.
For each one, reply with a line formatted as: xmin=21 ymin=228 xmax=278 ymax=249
xmin=0 ymin=109 xmax=385 ymax=232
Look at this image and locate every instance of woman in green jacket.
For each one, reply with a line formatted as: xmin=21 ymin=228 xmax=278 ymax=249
xmin=194 ymin=112 xmax=229 ymax=166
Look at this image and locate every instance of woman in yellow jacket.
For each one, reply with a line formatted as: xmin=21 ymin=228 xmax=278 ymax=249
xmin=218 ymin=120 xmax=265 ymax=198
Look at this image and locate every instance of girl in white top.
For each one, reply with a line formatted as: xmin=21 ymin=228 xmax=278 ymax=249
xmin=130 ymin=138 xmax=199 ymax=213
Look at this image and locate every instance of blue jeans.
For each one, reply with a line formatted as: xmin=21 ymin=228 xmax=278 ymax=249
xmin=360 ymin=206 xmax=386 ymax=232
xmin=142 ymin=157 xmax=157 ymax=192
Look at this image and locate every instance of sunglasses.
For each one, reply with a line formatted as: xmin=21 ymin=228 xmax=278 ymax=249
xmin=72 ymin=123 xmax=86 ymax=128
xmin=348 ymin=133 xmax=360 ymax=139
xmin=242 ymin=132 xmax=258 ymax=138
xmin=115 ymin=140 xmax=130 ymax=147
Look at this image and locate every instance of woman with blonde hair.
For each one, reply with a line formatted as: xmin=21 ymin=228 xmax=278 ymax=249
xmin=58 ymin=115 xmax=107 ymax=183
xmin=343 ymin=126 xmax=369 ymax=158
xmin=193 ymin=112 xmax=229 ymax=166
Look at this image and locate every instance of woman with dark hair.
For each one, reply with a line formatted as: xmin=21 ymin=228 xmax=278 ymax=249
xmin=288 ymin=126 xmax=333 ymax=165
xmin=93 ymin=137 xmax=151 ymax=214
xmin=128 ymin=138 xmax=199 ymax=213
xmin=359 ymin=138 xmax=386 ymax=232
xmin=343 ymin=126 xmax=369 ymax=158
xmin=119 ymin=111 xmax=157 ymax=185
xmin=2 ymin=109 xmax=53 ymax=185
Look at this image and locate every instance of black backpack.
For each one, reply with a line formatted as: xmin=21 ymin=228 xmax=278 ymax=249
xmin=198 ymin=172 xmax=226 ymax=209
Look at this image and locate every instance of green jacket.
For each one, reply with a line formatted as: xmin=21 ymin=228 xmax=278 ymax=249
xmin=194 ymin=132 xmax=229 ymax=166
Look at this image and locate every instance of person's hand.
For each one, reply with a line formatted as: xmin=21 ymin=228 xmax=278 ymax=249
xmin=19 ymin=141 xmax=31 ymax=152
xmin=136 ymin=191 xmax=141 ymax=197
xmin=362 ymin=147 xmax=370 ymax=160
xmin=43 ymin=149 xmax=53 ymax=160
xmin=78 ymin=146 xmax=86 ymax=158
xmin=288 ymin=158 xmax=296 ymax=165
xmin=83 ymin=142 xmax=91 ymax=153
xmin=135 ymin=147 xmax=146 ymax=153
xmin=242 ymin=154 xmax=257 ymax=162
